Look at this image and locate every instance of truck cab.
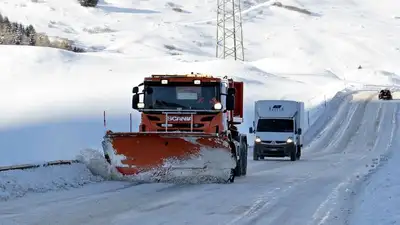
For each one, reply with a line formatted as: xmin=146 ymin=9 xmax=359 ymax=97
xmin=249 ymin=100 xmax=304 ymax=161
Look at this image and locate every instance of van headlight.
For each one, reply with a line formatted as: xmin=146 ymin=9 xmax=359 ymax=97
xmin=286 ymin=137 xmax=294 ymax=143
xmin=255 ymin=137 xmax=261 ymax=143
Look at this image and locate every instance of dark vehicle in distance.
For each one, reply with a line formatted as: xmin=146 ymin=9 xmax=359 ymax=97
xmin=378 ymin=89 xmax=393 ymax=100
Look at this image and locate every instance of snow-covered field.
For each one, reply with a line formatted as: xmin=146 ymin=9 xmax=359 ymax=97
xmin=0 ymin=0 xmax=400 ymax=224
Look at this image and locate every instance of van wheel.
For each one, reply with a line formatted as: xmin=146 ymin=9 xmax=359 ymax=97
xmin=296 ymin=146 xmax=301 ymax=160
xmin=290 ymin=148 xmax=297 ymax=161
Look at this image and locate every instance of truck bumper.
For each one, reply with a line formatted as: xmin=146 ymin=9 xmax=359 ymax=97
xmin=254 ymin=142 xmax=296 ymax=157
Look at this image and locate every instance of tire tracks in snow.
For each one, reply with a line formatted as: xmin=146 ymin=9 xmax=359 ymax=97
xmin=307 ymin=92 xmax=375 ymax=156
xmin=309 ymin=99 xmax=398 ymax=225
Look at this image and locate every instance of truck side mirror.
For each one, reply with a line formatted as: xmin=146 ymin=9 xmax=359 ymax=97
xmin=226 ymin=94 xmax=235 ymax=110
xmin=146 ymin=87 xmax=153 ymax=94
xmin=297 ymin=128 xmax=302 ymax=135
xmin=249 ymin=127 xmax=253 ymax=133
xmin=132 ymin=86 xmax=139 ymax=94
xmin=132 ymin=94 xmax=139 ymax=109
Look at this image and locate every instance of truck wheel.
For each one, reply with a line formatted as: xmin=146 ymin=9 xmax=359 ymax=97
xmin=239 ymin=136 xmax=248 ymax=176
xmin=230 ymin=141 xmax=242 ymax=177
xmin=234 ymin=158 xmax=242 ymax=177
xmin=104 ymin=154 xmax=111 ymax=164
xmin=296 ymin=145 xmax=301 ymax=160
xmin=228 ymin=147 xmax=237 ymax=183
xmin=290 ymin=148 xmax=297 ymax=161
xmin=227 ymin=168 xmax=235 ymax=183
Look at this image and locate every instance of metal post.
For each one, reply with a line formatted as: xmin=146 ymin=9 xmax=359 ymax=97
xmin=216 ymin=0 xmax=245 ymax=61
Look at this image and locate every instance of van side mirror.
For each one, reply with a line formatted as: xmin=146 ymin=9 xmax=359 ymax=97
xmin=297 ymin=128 xmax=302 ymax=135
xmin=132 ymin=86 xmax=139 ymax=94
xmin=226 ymin=94 xmax=235 ymax=110
xmin=132 ymin=94 xmax=139 ymax=109
xmin=249 ymin=127 xmax=253 ymax=133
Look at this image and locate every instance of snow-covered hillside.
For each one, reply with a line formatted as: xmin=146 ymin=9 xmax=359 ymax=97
xmin=0 ymin=0 xmax=400 ymax=224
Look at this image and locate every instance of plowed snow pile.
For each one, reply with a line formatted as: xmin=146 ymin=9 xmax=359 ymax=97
xmin=0 ymin=163 xmax=103 ymax=201
xmin=78 ymin=148 xmax=235 ymax=184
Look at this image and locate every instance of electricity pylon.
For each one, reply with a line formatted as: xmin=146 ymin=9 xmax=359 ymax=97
xmin=216 ymin=0 xmax=245 ymax=61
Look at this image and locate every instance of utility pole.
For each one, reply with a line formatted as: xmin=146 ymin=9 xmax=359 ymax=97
xmin=216 ymin=0 xmax=245 ymax=61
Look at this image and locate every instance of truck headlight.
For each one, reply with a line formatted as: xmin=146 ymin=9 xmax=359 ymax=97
xmin=255 ymin=137 xmax=261 ymax=143
xmin=286 ymin=138 xmax=293 ymax=143
xmin=214 ymin=102 xmax=222 ymax=110
xmin=137 ymin=103 xmax=145 ymax=108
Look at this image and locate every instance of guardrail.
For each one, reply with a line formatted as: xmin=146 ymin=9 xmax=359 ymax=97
xmin=0 ymin=160 xmax=81 ymax=172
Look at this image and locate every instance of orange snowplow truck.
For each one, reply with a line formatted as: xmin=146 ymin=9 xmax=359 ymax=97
xmin=102 ymin=73 xmax=248 ymax=183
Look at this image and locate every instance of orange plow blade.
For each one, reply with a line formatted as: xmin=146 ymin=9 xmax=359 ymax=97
xmin=101 ymin=131 xmax=236 ymax=183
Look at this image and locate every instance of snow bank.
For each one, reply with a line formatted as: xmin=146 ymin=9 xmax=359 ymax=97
xmin=349 ymin=126 xmax=400 ymax=225
xmin=310 ymin=91 xmax=400 ymax=225
xmin=0 ymin=163 xmax=103 ymax=201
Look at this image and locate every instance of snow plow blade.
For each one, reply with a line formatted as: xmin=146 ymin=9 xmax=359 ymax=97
xmin=102 ymin=131 xmax=236 ymax=183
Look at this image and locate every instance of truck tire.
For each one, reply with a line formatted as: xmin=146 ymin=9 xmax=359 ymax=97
xmin=239 ymin=135 xmax=248 ymax=176
xmin=234 ymin=161 xmax=242 ymax=177
xmin=104 ymin=153 xmax=111 ymax=164
xmin=230 ymin=141 xmax=242 ymax=177
xmin=227 ymin=168 xmax=235 ymax=183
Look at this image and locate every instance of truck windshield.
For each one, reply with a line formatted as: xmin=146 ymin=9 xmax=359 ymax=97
xmin=256 ymin=119 xmax=294 ymax=132
xmin=143 ymin=84 xmax=220 ymax=110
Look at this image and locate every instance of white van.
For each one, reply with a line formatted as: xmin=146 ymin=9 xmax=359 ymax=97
xmin=249 ymin=100 xmax=305 ymax=161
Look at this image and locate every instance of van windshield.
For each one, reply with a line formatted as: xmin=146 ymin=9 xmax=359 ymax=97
xmin=256 ymin=119 xmax=294 ymax=132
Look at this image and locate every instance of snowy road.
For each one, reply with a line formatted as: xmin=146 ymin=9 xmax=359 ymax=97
xmin=1 ymin=90 xmax=399 ymax=225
